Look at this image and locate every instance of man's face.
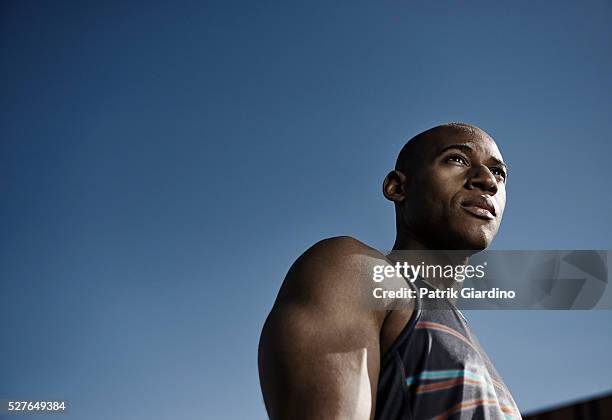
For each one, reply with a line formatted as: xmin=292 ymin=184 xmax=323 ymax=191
xmin=401 ymin=129 xmax=507 ymax=250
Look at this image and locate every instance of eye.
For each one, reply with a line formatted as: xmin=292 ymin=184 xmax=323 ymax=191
xmin=490 ymin=167 xmax=507 ymax=180
xmin=447 ymin=154 xmax=469 ymax=166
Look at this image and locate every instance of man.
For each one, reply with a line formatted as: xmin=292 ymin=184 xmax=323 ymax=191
xmin=258 ymin=123 xmax=521 ymax=419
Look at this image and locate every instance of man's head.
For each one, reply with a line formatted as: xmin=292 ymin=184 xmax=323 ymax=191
xmin=383 ymin=123 xmax=507 ymax=251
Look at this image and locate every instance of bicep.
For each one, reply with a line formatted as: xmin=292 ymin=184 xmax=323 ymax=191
xmin=259 ymin=301 xmax=380 ymax=420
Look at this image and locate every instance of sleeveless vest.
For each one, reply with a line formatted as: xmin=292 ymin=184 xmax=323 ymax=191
xmin=375 ymin=279 xmax=522 ymax=420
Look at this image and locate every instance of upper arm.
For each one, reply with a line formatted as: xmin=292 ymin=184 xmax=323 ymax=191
xmin=258 ymin=237 xmax=385 ymax=420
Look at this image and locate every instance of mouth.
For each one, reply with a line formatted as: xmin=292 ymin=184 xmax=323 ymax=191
xmin=460 ymin=196 xmax=496 ymax=220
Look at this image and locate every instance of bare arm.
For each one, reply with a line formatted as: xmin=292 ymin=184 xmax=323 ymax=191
xmin=258 ymin=237 xmax=386 ymax=420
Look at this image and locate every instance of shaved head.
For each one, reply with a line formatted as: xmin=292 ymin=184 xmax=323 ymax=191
xmin=395 ymin=123 xmax=494 ymax=178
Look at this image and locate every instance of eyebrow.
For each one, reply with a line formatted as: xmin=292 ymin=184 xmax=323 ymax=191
xmin=438 ymin=143 xmax=509 ymax=172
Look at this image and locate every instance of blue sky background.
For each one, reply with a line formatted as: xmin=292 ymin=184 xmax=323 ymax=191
xmin=1 ymin=1 xmax=611 ymax=419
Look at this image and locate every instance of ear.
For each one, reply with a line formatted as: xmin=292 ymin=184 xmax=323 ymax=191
xmin=382 ymin=170 xmax=407 ymax=203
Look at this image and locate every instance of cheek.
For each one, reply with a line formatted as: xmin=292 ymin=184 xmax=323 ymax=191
xmin=497 ymin=188 xmax=507 ymax=218
xmin=404 ymin=183 xmax=445 ymax=226
xmin=422 ymin=185 xmax=452 ymax=219
xmin=406 ymin=171 xmax=457 ymax=222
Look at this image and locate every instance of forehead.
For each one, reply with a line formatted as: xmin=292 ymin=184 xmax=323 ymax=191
xmin=423 ymin=128 xmax=503 ymax=161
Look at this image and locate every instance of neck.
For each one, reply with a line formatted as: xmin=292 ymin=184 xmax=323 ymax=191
xmin=389 ymin=232 xmax=469 ymax=291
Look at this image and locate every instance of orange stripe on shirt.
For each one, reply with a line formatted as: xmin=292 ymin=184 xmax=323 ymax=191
xmin=433 ymin=398 xmax=519 ymax=420
xmin=416 ymin=321 xmax=512 ymax=396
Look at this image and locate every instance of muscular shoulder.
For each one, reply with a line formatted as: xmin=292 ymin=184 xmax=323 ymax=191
xmin=260 ymin=236 xmax=388 ymax=419
xmin=275 ymin=236 xmax=387 ymax=309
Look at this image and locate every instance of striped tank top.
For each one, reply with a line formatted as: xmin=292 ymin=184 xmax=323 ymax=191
xmin=375 ymin=279 xmax=522 ymax=420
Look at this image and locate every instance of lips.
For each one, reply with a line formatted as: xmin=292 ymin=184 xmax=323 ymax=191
xmin=460 ymin=195 xmax=496 ymax=220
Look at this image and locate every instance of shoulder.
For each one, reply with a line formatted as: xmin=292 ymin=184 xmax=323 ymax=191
xmin=301 ymin=235 xmax=382 ymax=268
xmin=275 ymin=236 xmax=388 ymax=308
xmin=300 ymin=235 xmax=379 ymax=268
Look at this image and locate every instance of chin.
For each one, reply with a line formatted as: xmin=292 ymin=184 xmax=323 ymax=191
xmin=467 ymin=232 xmax=495 ymax=251
xmin=447 ymin=228 xmax=495 ymax=252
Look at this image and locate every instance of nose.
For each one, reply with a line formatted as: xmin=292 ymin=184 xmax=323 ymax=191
xmin=466 ymin=164 xmax=498 ymax=194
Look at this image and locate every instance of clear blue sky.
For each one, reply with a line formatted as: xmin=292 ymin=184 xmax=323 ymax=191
xmin=1 ymin=1 xmax=611 ymax=419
